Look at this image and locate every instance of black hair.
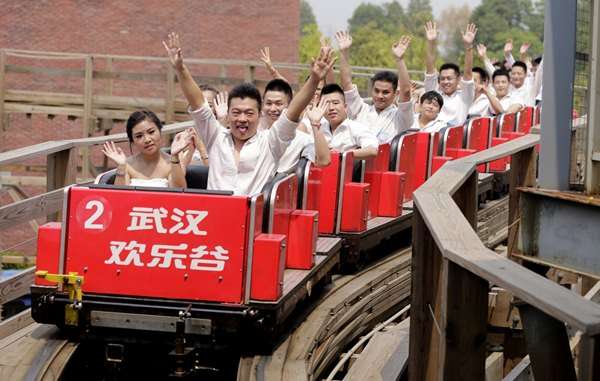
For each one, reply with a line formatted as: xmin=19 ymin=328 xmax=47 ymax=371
xmin=472 ymin=67 xmax=489 ymax=83
xmin=264 ymin=79 xmax=293 ymax=103
xmin=533 ymin=56 xmax=542 ymax=65
xmin=439 ymin=63 xmax=460 ymax=76
xmin=126 ymin=110 xmax=163 ymax=143
xmin=228 ymin=83 xmax=262 ymax=112
xmin=512 ymin=60 xmax=528 ymax=74
xmin=492 ymin=68 xmax=510 ymax=82
xmin=199 ymin=84 xmax=218 ymax=96
xmin=371 ymin=70 xmax=398 ymax=91
xmin=320 ymin=83 xmax=345 ymax=99
xmin=420 ymin=90 xmax=444 ymax=109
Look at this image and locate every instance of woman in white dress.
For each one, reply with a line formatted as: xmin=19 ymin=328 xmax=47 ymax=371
xmin=102 ymin=110 xmax=194 ymax=188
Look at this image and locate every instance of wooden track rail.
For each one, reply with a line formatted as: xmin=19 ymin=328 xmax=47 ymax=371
xmin=410 ymin=133 xmax=600 ymax=380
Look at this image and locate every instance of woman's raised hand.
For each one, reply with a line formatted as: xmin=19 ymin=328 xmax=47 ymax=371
xmin=170 ymin=129 xmax=193 ymax=156
xmin=102 ymin=141 xmax=127 ymax=166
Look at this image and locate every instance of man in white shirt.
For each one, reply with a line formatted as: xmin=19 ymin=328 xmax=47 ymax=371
xmin=468 ymin=67 xmax=493 ymax=118
xmin=423 ymin=22 xmax=478 ymax=126
xmin=394 ymin=34 xmax=447 ymax=133
xmin=163 ymin=32 xmax=335 ymax=195
xmin=318 ymin=84 xmax=378 ymax=158
xmin=260 ymin=79 xmax=331 ymax=172
xmin=489 ymin=69 xmax=524 ymax=115
xmin=334 ymin=30 xmax=410 ymax=144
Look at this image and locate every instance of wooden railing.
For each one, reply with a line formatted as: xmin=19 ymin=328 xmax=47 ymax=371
xmin=409 ymin=133 xmax=600 ymax=380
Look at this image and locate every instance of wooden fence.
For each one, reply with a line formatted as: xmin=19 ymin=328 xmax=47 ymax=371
xmin=410 ymin=132 xmax=600 ymax=380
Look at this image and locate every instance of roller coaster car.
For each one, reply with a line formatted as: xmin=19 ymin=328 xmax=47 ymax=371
xmin=31 ymin=162 xmax=341 ymax=355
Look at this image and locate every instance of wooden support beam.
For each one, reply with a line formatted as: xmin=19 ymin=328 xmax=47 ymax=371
xmin=81 ymin=56 xmax=94 ymax=178
xmin=446 ymin=172 xmax=488 ymax=380
xmin=0 ymin=308 xmax=34 ymax=341
xmin=508 ymin=147 xmax=537 ymax=260
xmin=0 ymin=188 xmax=64 ymax=230
xmin=518 ymin=303 xmax=577 ymax=381
xmin=46 ymin=148 xmax=75 ymax=221
xmin=0 ymin=50 xmax=6 ymax=132
xmin=408 ymin=208 xmax=446 ymax=380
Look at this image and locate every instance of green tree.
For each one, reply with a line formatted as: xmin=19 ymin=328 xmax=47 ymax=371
xmin=299 ymin=23 xmax=322 ymax=65
xmin=300 ymin=0 xmax=317 ymax=35
xmin=470 ymin=0 xmax=543 ymax=59
xmin=345 ymin=1 xmax=433 ymax=73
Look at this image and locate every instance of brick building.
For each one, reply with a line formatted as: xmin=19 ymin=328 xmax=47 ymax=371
xmin=0 ymin=0 xmax=300 ymax=254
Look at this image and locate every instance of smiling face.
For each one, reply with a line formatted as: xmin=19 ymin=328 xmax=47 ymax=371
xmin=439 ymin=68 xmax=460 ymax=96
xmin=510 ymin=66 xmax=526 ymax=88
xmin=371 ymin=80 xmax=396 ymax=111
xmin=263 ymin=90 xmax=289 ymax=122
xmin=228 ymin=97 xmax=260 ymax=142
xmin=493 ymin=75 xmax=510 ymax=98
xmin=321 ymin=91 xmax=347 ymax=128
xmin=131 ymin=119 xmax=161 ymax=156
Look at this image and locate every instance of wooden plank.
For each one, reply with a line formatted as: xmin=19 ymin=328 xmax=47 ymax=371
xmin=485 ymin=352 xmax=504 ymax=381
xmin=414 ymin=190 xmax=600 ymax=335
xmin=3 ymin=103 xmax=83 ymax=117
xmin=345 ymin=318 xmax=410 ymax=381
xmin=0 ymin=50 xmax=6 ymax=131
xmin=508 ymin=147 xmax=537 ymax=260
xmin=0 ymin=267 xmax=35 ymax=305
xmin=81 ymin=56 xmax=94 ymax=178
xmin=408 ymin=208 xmax=446 ymax=380
xmin=0 ymin=188 xmax=64 ymax=230
xmin=0 ymin=309 xmax=33 ymax=341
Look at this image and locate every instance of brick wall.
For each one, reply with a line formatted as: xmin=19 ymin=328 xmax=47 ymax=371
xmin=0 ymin=0 xmax=300 ymax=254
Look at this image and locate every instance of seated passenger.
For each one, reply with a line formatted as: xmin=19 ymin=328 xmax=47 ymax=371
xmin=468 ymin=67 xmax=493 ymax=118
xmin=261 ymin=79 xmax=331 ymax=172
xmin=163 ymin=32 xmax=334 ymax=195
xmin=335 ymin=30 xmax=410 ymax=143
xmin=423 ymin=22 xmax=477 ymax=126
xmin=102 ymin=110 xmax=192 ymax=188
xmin=488 ymin=69 xmax=524 ymax=115
xmin=318 ymin=84 xmax=378 ymax=159
xmin=395 ymin=35 xmax=446 ymax=133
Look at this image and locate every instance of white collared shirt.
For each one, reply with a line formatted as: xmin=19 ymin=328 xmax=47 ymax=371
xmin=277 ymin=129 xmax=315 ymax=173
xmin=489 ymin=92 xmax=524 ymax=115
xmin=424 ymin=73 xmax=475 ymax=126
xmin=510 ymin=79 xmax=534 ymax=107
xmin=468 ymin=93 xmax=492 ymax=118
xmin=190 ymin=103 xmax=296 ymax=195
xmin=398 ymin=100 xmax=447 ymax=133
xmin=319 ymin=118 xmax=379 ymax=152
xmin=344 ymin=85 xmax=410 ymax=144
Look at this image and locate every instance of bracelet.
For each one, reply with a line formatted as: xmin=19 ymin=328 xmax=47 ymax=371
xmin=170 ymin=157 xmax=180 ymax=164
xmin=116 ymin=170 xmax=126 ymax=177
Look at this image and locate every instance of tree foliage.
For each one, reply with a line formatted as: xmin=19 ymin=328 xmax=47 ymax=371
xmin=346 ymin=1 xmax=434 ymax=72
xmin=470 ymin=0 xmax=544 ymax=60
xmin=300 ymin=0 xmax=317 ymax=35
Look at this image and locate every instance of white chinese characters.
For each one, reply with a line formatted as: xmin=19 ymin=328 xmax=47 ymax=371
xmin=105 ymin=241 xmax=230 ymax=272
xmin=127 ymin=207 xmax=208 ymax=235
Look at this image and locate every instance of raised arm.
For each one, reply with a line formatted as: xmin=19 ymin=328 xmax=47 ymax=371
xmin=335 ymin=31 xmax=353 ymax=91
xmin=424 ymin=21 xmax=438 ymax=74
xmin=392 ymin=35 xmax=412 ymax=103
xmin=477 ymin=43 xmax=496 ymax=78
xmin=163 ymin=32 xmax=204 ymax=110
xmin=462 ymin=23 xmax=477 ymax=81
xmin=169 ymin=130 xmax=193 ymax=188
xmin=102 ymin=141 xmax=129 ymax=186
xmin=504 ymin=39 xmax=515 ymax=67
xmin=287 ymin=46 xmax=336 ymax=122
xmin=305 ymin=98 xmax=331 ymax=167
xmin=479 ymin=83 xmax=504 ymax=115
xmin=260 ymin=47 xmax=288 ymax=82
